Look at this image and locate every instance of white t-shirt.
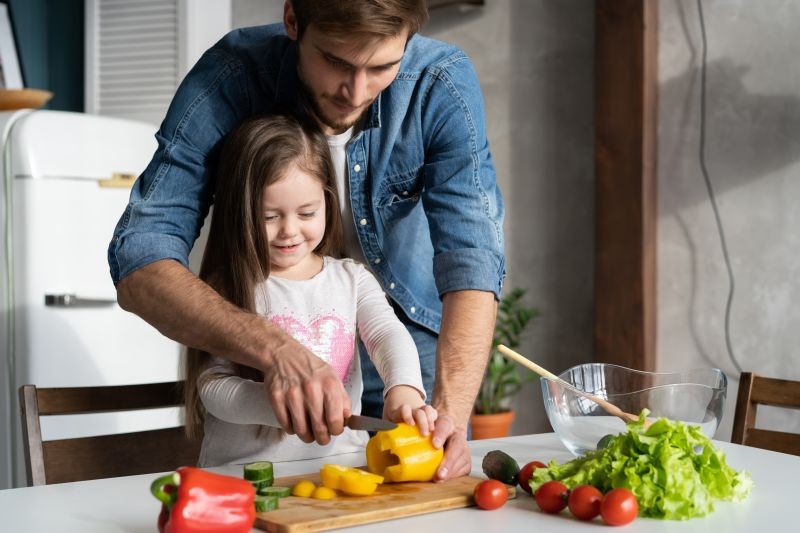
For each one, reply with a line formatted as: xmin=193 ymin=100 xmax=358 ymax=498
xmin=327 ymin=127 xmax=365 ymax=263
xmin=197 ymin=257 xmax=423 ymax=466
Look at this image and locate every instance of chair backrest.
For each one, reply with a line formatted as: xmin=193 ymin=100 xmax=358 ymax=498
xmin=731 ymin=372 xmax=800 ymax=456
xmin=19 ymin=381 xmax=201 ymax=486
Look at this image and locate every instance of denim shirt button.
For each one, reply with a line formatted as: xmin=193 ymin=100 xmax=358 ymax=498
xmin=373 ymin=258 xmax=381 ymax=264
xmin=402 ymin=191 xmax=408 ymax=196
xmin=353 ymin=164 xmax=361 ymax=172
xmin=389 ymin=282 xmax=395 ymax=289
xmin=410 ymin=306 xmax=416 ymax=314
xmin=359 ymin=218 xmax=367 ymax=226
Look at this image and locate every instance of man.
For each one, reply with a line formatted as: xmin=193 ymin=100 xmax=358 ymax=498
xmin=109 ymin=0 xmax=504 ymax=481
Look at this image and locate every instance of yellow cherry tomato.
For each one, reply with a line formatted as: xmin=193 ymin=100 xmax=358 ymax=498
xmin=311 ymin=486 xmax=337 ymax=500
xmin=291 ymin=479 xmax=316 ymax=497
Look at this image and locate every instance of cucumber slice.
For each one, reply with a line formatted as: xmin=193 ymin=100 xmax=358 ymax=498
xmin=250 ymin=478 xmax=274 ymax=491
xmin=258 ymin=485 xmax=291 ymax=498
xmin=254 ymin=494 xmax=279 ymax=512
xmin=244 ymin=461 xmax=274 ymax=481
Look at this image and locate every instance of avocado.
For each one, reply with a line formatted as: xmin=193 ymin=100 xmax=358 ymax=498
xmin=481 ymin=449 xmax=520 ymax=485
xmin=596 ymin=433 xmax=615 ymax=450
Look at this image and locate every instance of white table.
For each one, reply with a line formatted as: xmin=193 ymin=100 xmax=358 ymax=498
xmin=0 ymin=433 xmax=796 ymax=532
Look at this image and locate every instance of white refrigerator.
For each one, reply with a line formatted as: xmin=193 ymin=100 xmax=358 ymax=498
xmin=0 ymin=110 xmax=181 ymax=489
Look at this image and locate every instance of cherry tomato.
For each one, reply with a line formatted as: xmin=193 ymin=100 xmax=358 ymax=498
xmin=568 ymin=484 xmax=603 ymax=520
xmin=534 ymin=480 xmax=569 ymax=514
xmin=600 ymin=488 xmax=639 ymax=526
xmin=517 ymin=461 xmax=547 ymax=495
xmin=473 ymin=479 xmax=509 ymax=510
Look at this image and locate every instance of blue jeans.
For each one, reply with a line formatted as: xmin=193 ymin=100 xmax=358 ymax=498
xmin=359 ymin=310 xmax=437 ymax=420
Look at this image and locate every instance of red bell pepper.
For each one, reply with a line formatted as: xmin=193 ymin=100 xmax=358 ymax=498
xmin=151 ymin=466 xmax=255 ymax=533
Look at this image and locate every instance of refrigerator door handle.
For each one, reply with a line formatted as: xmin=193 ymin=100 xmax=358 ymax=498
xmin=44 ymin=294 xmax=117 ymax=307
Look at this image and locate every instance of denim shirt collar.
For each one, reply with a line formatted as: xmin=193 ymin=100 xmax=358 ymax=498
xmin=365 ymin=96 xmax=381 ymax=129
xmin=273 ymin=40 xmax=382 ymax=130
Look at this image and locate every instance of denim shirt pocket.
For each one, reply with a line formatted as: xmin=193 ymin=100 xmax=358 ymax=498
xmin=376 ymin=167 xmax=424 ymax=228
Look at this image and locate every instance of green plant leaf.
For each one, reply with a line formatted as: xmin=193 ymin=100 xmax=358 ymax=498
xmin=475 ymin=287 xmax=538 ymax=414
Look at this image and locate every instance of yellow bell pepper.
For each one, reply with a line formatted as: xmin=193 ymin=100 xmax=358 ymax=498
xmin=319 ymin=464 xmax=384 ymax=496
xmin=366 ymin=422 xmax=444 ymax=482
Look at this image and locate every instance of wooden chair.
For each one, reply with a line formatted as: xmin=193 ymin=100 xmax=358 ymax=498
xmin=731 ymin=372 xmax=800 ymax=456
xmin=19 ymin=381 xmax=201 ymax=486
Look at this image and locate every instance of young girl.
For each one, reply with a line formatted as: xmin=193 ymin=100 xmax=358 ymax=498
xmin=183 ymin=114 xmax=436 ymax=466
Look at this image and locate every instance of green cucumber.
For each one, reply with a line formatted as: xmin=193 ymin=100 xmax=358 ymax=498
xmin=254 ymin=494 xmax=279 ymax=512
xmin=481 ymin=449 xmax=520 ymax=485
xmin=250 ymin=478 xmax=274 ymax=491
xmin=244 ymin=461 xmax=274 ymax=481
xmin=258 ymin=485 xmax=291 ymax=498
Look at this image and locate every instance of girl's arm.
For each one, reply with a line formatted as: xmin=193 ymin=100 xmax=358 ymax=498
xmin=355 ymin=266 xmax=439 ymax=431
xmin=197 ymin=358 xmax=281 ymax=427
xmin=355 ymin=267 xmax=426 ymax=400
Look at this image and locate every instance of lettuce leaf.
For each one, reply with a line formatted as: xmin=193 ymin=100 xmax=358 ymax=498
xmin=531 ymin=410 xmax=752 ymax=520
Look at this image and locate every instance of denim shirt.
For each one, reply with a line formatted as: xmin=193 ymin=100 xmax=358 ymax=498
xmin=108 ymin=24 xmax=505 ymax=334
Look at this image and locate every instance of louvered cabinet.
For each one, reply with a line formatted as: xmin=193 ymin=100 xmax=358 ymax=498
xmin=84 ymin=0 xmax=231 ymax=125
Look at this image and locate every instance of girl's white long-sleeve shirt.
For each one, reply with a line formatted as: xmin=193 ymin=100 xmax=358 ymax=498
xmin=197 ymin=257 xmax=424 ymax=467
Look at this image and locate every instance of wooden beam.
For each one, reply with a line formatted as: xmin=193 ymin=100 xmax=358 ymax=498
xmin=594 ymin=0 xmax=658 ymax=371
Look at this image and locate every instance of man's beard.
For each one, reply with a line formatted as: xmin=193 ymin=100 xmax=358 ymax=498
xmin=296 ymin=71 xmax=372 ymax=134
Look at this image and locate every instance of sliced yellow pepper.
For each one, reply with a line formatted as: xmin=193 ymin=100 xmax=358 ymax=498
xmin=319 ymin=464 xmax=384 ymax=496
xmin=366 ymin=422 xmax=444 ymax=482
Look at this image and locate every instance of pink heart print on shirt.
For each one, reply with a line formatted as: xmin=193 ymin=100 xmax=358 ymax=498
xmin=269 ymin=314 xmax=355 ymax=381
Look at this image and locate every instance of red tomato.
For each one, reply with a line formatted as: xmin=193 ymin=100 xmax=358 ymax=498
xmin=517 ymin=461 xmax=547 ymax=495
xmin=534 ymin=480 xmax=569 ymax=514
xmin=567 ymin=484 xmax=603 ymax=520
xmin=473 ymin=479 xmax=509 ymax=510
xmin=600 ymin=488 xmax=639 ymax=526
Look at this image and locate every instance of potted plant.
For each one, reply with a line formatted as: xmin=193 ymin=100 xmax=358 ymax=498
xmin=470 ymin=287 xmax=538 ymax=439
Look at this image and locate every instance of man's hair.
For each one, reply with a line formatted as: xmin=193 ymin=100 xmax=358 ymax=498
xmin=290 ymin=0 xmax=428 ymax=40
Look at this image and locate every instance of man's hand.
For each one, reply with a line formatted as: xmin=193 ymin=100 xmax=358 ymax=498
xmin=263 ymin=339 xmax=351 ymax=445
xmin=117 ymin=260 xmax=351 ymax=445
xmin=430 ymin=414 xmax=471 ymax=481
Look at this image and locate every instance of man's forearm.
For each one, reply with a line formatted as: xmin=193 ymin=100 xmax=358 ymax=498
xmin=118 ymin=259 xmax=355 ymax=444
xmin=116 ymin=259 xmax=288 ymax=370
xmin=431 ymin=290 xmax=497 ymax=431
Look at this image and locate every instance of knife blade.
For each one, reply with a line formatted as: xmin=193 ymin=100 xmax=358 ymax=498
xmin=345 ymin=414 xmax=397 ymax=432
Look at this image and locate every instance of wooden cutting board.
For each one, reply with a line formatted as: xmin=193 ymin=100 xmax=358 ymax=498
xmin=254 ymin=471 xmax=516 ymax=532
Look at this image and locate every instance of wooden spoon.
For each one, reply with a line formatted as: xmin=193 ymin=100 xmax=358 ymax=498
xmin=496 ymin=344 xmax=642 ymax=425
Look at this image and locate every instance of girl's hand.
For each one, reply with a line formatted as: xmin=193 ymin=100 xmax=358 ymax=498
xmin=383 ymin=385 xmax=438 ymax=436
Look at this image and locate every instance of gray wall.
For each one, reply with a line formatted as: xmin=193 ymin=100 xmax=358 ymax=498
xmin=422 ymin=0 xmax=800 ymax=440
xmin=423 ymin=1 xmax=595 ymax=436
xmin=232 ymin=0 xmax=283 ymax=25
xmin=658 ymin=0 xmax=800 ymax=440
xmin=231 ymin=0 xmax=596 ymax=436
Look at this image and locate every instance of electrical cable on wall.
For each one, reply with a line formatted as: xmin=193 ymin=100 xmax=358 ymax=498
xmin=696 ymin=0 xmax=743 ymax=376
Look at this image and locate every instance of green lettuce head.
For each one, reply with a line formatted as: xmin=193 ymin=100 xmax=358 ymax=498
xmin=531 ymin=410 xmax=752 ymax=520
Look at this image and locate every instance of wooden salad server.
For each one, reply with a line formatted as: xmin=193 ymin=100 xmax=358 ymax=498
xmin=496 ymin=344 xmax=644 ymax=425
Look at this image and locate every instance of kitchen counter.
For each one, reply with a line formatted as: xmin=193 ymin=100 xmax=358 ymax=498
xmin=0 ymin=432 xmax=796 ymax=532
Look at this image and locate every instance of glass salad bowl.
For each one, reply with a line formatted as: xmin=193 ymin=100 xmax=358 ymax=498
xmin=541 ymin=363 xmax=727 ymax=456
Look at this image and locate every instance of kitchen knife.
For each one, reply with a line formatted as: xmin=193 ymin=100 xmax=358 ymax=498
xmin=345 ymin=414 xmax=397 ymax=432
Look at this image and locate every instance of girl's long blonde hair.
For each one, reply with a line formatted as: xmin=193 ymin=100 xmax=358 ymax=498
xmin=183 ymin=113 xmax=344 ymax=438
